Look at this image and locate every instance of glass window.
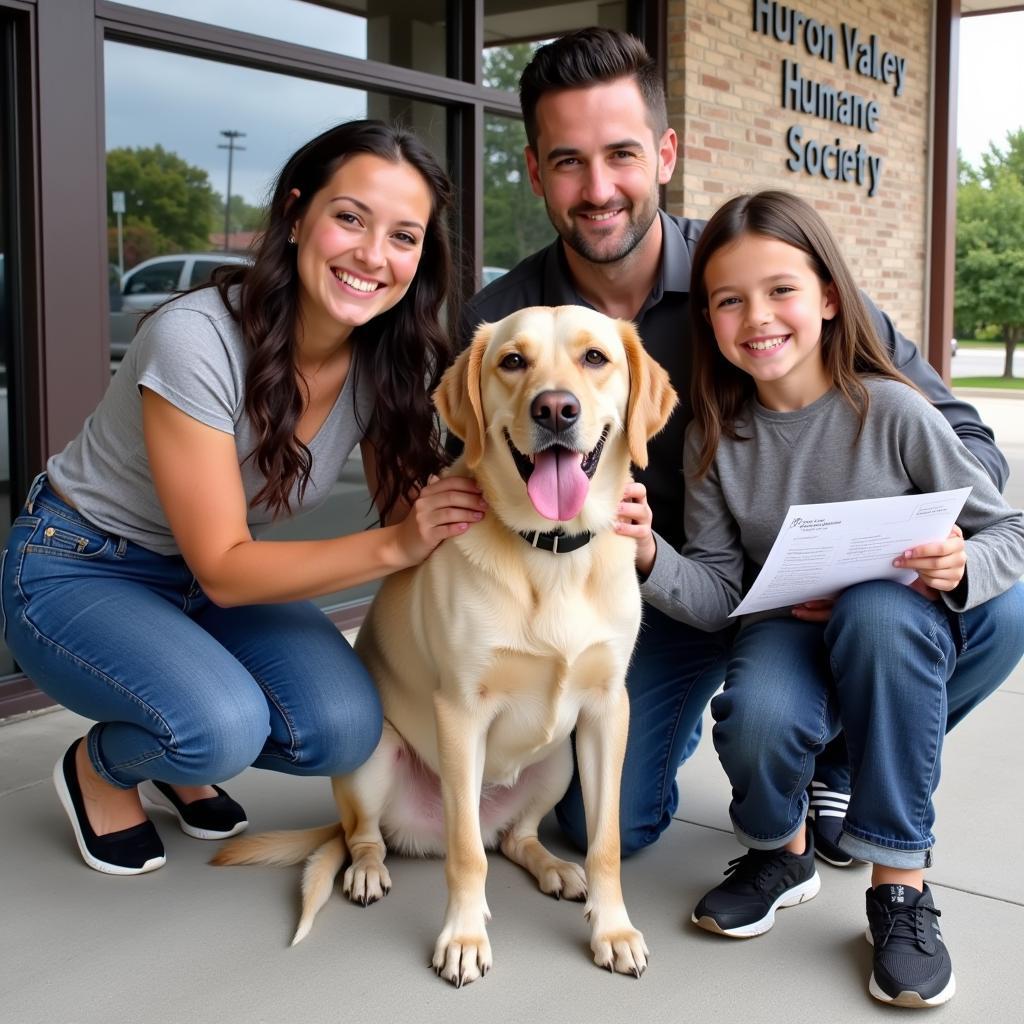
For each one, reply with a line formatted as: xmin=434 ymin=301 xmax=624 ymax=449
xmin=483 ymin=112 xmax=554 ymax=278
xmin=483 ymin=1 xmax=627 ymax=82
xmin=105 ymin=41 xmax=448 ymax=612
xmin=483 ymin=38 xmax=545 ymax=92
xmin=113 ymin=0 xmax=449 ymax=76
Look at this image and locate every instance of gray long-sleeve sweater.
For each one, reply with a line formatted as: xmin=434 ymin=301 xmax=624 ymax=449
xmin=640 ymin=378 xmax=1024 ymax=630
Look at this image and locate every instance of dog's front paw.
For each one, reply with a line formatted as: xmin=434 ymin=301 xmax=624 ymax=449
xmin=590 ymin=922 xmax=649 ymax=978
xmin=432 ymin=920 xmax=493 ymax=987
xmin=342 ymin=856 xmax=392 ymax=906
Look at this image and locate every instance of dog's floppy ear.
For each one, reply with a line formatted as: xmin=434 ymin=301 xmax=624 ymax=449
xmin=620 ymin=319 xmax=678 ymax=468
xmin=434 ymin=324 xmax=492 ymax=469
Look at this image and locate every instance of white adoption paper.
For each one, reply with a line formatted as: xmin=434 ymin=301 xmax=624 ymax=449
xmin=729 ymin=487 xmax=971 ymax=617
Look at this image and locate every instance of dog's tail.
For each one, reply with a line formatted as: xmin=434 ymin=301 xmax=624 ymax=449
xmin=292 ymin=833 xmax=347 ymax=945
xmin=210 ymin=824 xmax=343 ymax=868
xmin=210 ymin=824 xmax=348 ymax=946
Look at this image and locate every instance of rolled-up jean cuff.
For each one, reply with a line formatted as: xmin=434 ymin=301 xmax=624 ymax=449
xmin=87 ymin=725 xmax=136 ymax=790
xmin=732 ymin=816 xmax=805 ymax=852
xmin=839 ymin=831 xmax=933 ymax=869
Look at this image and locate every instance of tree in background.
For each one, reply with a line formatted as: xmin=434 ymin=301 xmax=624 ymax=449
xmin=482 ymin=44 xmax=553 ymax=274
xmin=956 ymin=129 xmax=1024 ymax=378
xmin=107 ymin=146 xmax=217 ymax=268
xmin=211 ymin=193 xmax=266 ymax=237
xmin=978 ymin=128 xmax=1024 ymax=189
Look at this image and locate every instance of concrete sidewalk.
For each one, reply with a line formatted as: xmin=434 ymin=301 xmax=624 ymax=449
xmin=2 ymin=392 xmax=1021 ymax=1024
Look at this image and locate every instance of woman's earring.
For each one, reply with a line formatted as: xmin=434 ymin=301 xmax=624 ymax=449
xmin=288 ymin=233 xmax=296 ymax=245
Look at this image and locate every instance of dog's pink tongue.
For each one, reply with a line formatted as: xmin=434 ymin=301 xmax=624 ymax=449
xmin=527 ymin=448 xmax=589 ymax=521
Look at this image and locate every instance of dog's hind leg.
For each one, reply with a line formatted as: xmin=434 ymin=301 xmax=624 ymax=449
xmin=332 ymin=720 xmax=402 ymax=907
xmin=499 ymin=741 xmax=587 ymax=902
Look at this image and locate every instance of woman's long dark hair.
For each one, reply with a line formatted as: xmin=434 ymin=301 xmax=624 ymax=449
xmin=215 ymin=119 xmax=457 ymax=520
xmin=689 ymin=190 xmax=914 ymax=478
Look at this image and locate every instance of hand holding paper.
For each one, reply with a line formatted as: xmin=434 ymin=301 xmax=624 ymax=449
xmin=894 ymin=523 xmax=967 ymax=594
xmin=730 ymin=488 xmax=971 ymax=618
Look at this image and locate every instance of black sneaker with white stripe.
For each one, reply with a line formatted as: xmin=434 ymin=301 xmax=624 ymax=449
xmin=691 ymin=829 xmax=821 ymax=938
xmin=808 ymin=780 xmax=854 ymax=867
xmin=866 ymin=883 xmax=955 ymax=1008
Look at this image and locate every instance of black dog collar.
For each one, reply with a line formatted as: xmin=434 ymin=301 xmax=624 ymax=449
xmin=517 ymin=528 xmax=593 ymax=554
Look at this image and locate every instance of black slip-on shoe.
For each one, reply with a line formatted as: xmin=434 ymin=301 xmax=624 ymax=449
xmin=692 ymin=832 xmax=821 ymax=938
xmin=52 ymin=741 xmax=165 ymax=876
xmin=866 ymin=883 xmax=955 ymax=1008
xmin=140 ymin=779 xmax=248 ymax=840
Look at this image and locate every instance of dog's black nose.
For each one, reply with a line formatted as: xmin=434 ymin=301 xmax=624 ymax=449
xmin=531 ymin=390 xmax=580 ymax=433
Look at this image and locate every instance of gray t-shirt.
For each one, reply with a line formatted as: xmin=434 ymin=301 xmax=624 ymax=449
xmin=47 ymin=286 xmax=374 ymax=555
xmin=641 ymin=378 xmax=1024 ymax=629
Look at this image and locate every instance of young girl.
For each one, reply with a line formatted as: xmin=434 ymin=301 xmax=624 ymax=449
xmin=0 ymin=120 xmax=486 ymax=877
xmin=614 ymin=190 xmax=1024 ymax=1008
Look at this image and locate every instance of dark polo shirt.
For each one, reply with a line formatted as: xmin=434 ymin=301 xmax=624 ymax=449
xmin=461 ymin=211 xmax=1007 ymax=551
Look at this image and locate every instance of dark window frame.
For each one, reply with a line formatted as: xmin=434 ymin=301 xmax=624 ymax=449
xmin=1 ymin=2 xmax=41 ymax=507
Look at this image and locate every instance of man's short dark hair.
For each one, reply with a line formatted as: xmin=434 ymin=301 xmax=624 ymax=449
xmin=519 ymin=27 xmax=668 ymax=150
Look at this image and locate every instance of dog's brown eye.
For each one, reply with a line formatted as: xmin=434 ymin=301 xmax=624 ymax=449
xmin=499 ymin=353 xmax=526 ymax=371
xmin=584 ymin=349 xmax=608 ymax=366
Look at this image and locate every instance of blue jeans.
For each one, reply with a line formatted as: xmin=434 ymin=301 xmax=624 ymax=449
xmin=712 ymin=580 xmax=1024 ymax=869
xmin=555 ymin=605 xmax=731 ymax=855
xmin=0 ymin=476 xmax=383 ymax=789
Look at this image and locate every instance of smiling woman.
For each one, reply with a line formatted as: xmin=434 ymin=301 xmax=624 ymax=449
xmin=0 ymin=120 xmax=488 ymax=877
xmin=103 ymin=40 xmax=450 ymax=609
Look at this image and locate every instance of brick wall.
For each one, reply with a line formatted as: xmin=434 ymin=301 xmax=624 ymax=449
xmin=667 ymin=0 xmax=932 ymax=343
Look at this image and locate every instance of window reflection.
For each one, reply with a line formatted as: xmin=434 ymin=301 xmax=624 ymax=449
xmin=483 ymin=1 xmax=627 ymax=80
xmin=113 ymin=0 xmax=450 ymax=75
xmin=105 ymin=41 xmax=448 ymax=611
xmin=483 ymin=112 xmax=553 ymax=280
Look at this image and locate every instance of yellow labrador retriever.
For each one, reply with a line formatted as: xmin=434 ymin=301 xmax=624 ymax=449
xmin=214 ymin=305 xmax=676 ymax=986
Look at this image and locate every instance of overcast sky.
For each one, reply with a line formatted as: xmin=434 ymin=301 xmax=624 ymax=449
xmin=957 ymin=11 xmax=1024 ymax=168
xmin=106 ymin=43 xmax=368 ymax=206
xmin=105 ymin=1 xmax=369 ymax=206
xmin=104 ymin=5 xmax=1024 ymax=206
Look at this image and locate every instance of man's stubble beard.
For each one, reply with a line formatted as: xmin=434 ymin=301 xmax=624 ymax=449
xmin=546 ymin=186 xmax=660 ymax=266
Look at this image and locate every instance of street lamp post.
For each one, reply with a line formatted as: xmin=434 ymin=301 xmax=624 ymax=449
xmin=218 ymin=129 xmax=246 ymax=251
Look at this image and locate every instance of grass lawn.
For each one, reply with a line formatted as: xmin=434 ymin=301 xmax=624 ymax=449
xmin=952 ymin=376 xmax=1024 ymax=390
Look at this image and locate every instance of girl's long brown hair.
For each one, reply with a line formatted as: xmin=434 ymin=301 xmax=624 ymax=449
xmin=213 ymin=119 xmax=457 ymax=520
xmin=689 ymin=190 xmax=914 ymax=478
